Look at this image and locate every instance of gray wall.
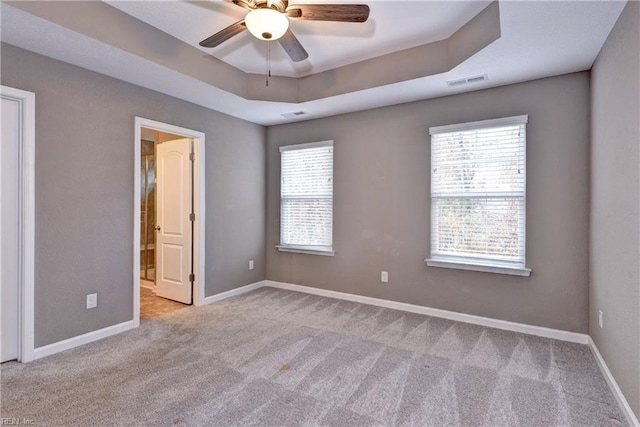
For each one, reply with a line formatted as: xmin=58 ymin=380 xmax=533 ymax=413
xmin=1 ymin=44 xmax=266 ymax=348
xmin=590 ymin=1 xmax=640 ymax=418
xmin=267 ymin=72 xmax=591 ymax=333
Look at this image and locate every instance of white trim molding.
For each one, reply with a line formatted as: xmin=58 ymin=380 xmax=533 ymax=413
xmin=265 ymin=280 xmax=589 ymax=344
xmin=426 ymin=259 xmax=532 ymax=277
xmin=589 ymin=337 xmax=640 ymax=426
xmin=276 ymin=245 xmax=335 ymax=256
xmin=32 ymin=321 xmax=136 ymax=361
xmin=429 ymin=115 xmax=529 ymax=134
xmin=1 ymin=86 xmax=36 ymax=363
xmin=202 ymin=281 xmax=266 ymax=305
xmin=279 ymin=140 xmax=333 ymax=152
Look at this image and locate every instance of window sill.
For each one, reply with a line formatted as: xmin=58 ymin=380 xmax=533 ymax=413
xmin=276 ymin=245 xmax=335 ymax=257
xmin=425 ymin=258 xmax=531 ymax=277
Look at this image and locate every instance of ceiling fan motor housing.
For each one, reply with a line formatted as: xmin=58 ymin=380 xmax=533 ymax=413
xmin=258 ymin=0 xmax=288 ymax=13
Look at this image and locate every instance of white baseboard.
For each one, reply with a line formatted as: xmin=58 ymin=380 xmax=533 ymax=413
xmin=32 ymin=320 xmax=136 ymax=361
xmin=589 ymin=337 xmax=639 ymax=426
xmin=201 ymin=280 xmax=266 ymax=306
xmin=265 ymin=280 xmax=589 ymax=344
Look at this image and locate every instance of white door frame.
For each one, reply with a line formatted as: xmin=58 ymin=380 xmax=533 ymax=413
xmin=133 ymin=117 xmax=206 ymax=326
xmin=1 ymin=85 xmax=36 ymax=363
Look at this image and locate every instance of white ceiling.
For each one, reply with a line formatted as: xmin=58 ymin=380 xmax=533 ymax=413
xmin=105 ymin=0 xmax=493 ymax=78
xmin=0 ymin=1 xmax=627 ymax=126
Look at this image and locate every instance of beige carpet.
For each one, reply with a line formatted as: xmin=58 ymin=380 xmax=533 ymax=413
xmin=0 ymin=287 xmax=628 ymax=426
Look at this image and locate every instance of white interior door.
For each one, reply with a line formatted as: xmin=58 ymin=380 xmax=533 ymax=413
xmin=155 ymin=138 xmax=192 ymax=304
xmin=1 ymin=95 xmax=21 ymax=362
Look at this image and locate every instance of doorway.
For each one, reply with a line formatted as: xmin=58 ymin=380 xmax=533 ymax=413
xmin=1 ymin=85 xmax=35 ymax=363
xmin=139 ymin=129 xmax=193 ymax=314
xmin=134 ymin=118 xmax=205 ymax=326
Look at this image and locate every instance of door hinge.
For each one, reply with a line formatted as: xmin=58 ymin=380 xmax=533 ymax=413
xmin=189 ymin=152 xmax=195 ymax=161
xmin=189 ymin=273 xmax=195 ymax=282
xmin=189 ymin=213 xmax=196 ymax=221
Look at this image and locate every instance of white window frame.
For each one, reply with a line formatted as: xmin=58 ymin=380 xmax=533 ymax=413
xmin=277 ymin=140 xmax=335 ymax=256
xmin=425 ymin=115 xmax=531 ymax=277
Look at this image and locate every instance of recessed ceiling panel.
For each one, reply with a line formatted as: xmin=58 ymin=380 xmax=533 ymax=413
xmin=1 ymin=1 xmax=627 ymax=125
xmin=105 ymin=0 xmax=492 ymax=77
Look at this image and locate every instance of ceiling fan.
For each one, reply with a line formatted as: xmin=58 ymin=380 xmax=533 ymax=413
xmin=199 ymin=0 xmax=370 ymax=62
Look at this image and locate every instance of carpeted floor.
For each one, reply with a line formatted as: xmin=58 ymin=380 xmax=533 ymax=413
xmin=0 ymin=287 xmax=628 ymax=426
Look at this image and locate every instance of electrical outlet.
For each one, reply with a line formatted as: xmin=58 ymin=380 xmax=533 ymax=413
xmin=599 ymin=310 xmax=603 ymax=328
xmin=249 ymin=260 xmax=254 ymax=270
xmin=381 ymin=271 xmax=388 ymax=283
xmin=86 ymin=293 xmax=97 ymax=309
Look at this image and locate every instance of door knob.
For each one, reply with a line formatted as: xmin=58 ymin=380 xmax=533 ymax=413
xmin=154 ymin=225 xmax=161 ymax=231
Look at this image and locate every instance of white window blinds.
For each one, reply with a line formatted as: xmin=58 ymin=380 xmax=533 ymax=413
xmin=280 ymin=141 xmax=334 ymax=251
xmin=430 ymin=116 xmax=528 ymax=268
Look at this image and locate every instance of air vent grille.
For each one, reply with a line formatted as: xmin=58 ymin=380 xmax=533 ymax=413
xmin=281 ymin=111 xmax=307 ymax=118
xmin=446 ymin=74 xmax=488 ymax=88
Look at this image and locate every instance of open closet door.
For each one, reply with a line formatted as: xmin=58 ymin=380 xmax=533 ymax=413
xmin=155 ymin=138 xmax=193 ymax=304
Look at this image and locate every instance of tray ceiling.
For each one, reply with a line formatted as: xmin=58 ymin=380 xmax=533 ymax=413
xmin=0 ymin=1 xmax=627 ymax=125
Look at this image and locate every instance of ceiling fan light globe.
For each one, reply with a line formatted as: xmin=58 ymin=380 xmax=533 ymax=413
xmin=245 ymin=8 xmax=289 ymax=41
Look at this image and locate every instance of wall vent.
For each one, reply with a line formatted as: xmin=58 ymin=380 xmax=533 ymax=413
xmin=446 ymin=74 xmax=488 ymax=88
xmin=281 ymin=111 xmax=307 ymax=118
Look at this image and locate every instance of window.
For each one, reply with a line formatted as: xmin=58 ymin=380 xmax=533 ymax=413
xmin=277 ymin=140 xmax=334 ymax=256
xmin=427 ymin=116 xmax=530 ymax=276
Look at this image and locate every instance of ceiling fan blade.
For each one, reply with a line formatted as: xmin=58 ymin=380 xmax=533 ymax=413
xmin=199 ymin=20 xmax=246 ymax=48
xmin=286 ymin=4 xmax=369 ymax=22
xmin=278 ymin=29 xmax=309 ymax=62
